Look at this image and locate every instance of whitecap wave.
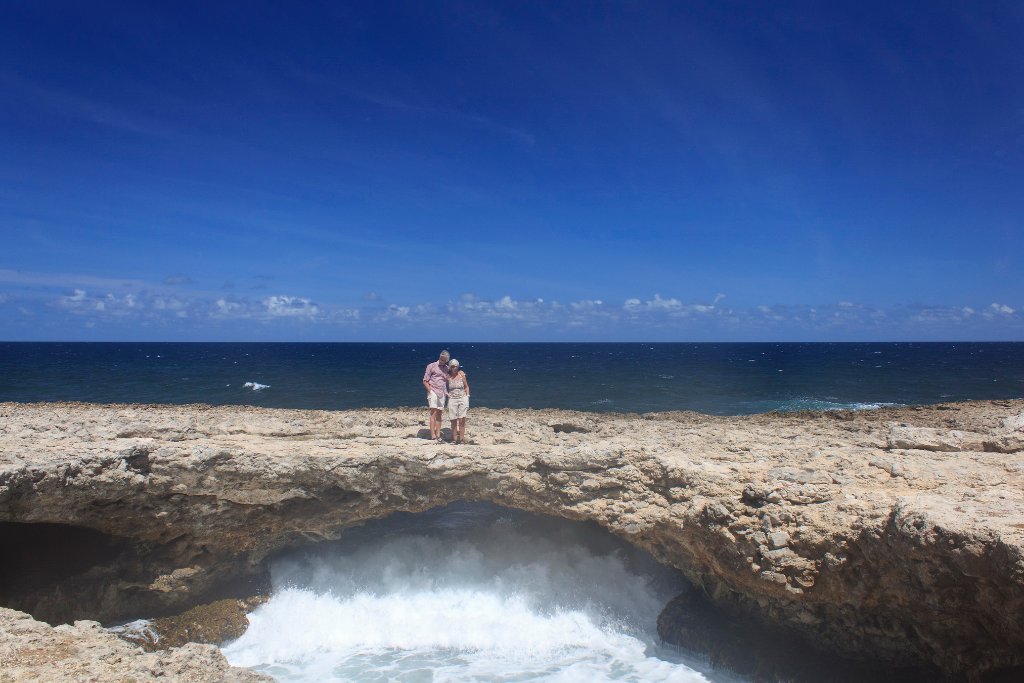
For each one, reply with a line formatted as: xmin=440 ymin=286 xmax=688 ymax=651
xmin=243 ymin=381 xmax=270 ymax=391
xmin=775 ymin=398 xmax=901 ymax=412
xmin=222 ymin=504 xmax=717 ymax=682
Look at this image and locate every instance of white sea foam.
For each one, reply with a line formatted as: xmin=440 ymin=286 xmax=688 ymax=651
xmin=222 ymin=505 xmax=721 ymax=682
xmin=243 ymin=381 xmax=270 ymax=391
xmin=776 ymin=398 xmax=901 ymax=412
xmin=107 ymin=618 xmax=159 ymax=645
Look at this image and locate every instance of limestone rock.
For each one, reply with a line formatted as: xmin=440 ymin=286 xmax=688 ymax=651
xmin=0 ymin=607 xmax=269 ymax=682
xmin=1003 ymin=412 xmax=1024 ymax=433
xmin=887 ymin=425 xmax=986 ymax=452
xmin=1 ymin=400 xmax=1023 ymax=678
xmin=768 ymin=531 xmax=790 ymax=549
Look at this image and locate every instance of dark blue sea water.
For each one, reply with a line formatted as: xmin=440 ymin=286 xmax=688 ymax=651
xmin=1 ymin=342 xmax=1022 ymax=415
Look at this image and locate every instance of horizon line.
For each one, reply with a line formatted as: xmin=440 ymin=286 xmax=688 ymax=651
xmin=3 ymin=339 xmax=1022 ymax=345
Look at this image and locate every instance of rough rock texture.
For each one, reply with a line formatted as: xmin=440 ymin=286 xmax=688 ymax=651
xmin=2 ymin=400 xmax=1024 ymax=678
xmin=118 ymin=597 xmax=269 ymax=651
xmin=655 ymin=588 xmax=941 ymax=683
xmin=0 ymin=607 xmax=269 ymax=682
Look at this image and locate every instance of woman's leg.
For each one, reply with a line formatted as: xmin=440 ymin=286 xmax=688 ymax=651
xmin=459 ymin=418 xmax=467 ymax=443
xmin=450 ymin=419 xmax=457 ymax=442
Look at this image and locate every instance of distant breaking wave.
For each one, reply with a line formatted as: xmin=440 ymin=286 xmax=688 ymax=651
xmin=243 ymin=382 xmax=270 ymax=391
xmin=772 ymin=398 xmax=901 ymax=412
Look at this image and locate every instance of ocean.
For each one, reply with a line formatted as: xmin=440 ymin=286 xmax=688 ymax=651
xmin=1 ymin=341 xmax=1022 ymax=414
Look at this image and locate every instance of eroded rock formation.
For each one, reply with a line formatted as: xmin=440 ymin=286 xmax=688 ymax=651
xmin=1 ymin=400 xmax=1023 ymax=679
xmin=0 ymin=606 xmax=269 ymax=682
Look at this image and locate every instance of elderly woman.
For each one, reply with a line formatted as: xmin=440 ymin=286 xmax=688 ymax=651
xmin=446 ymin=358 xmax=470 ymax=444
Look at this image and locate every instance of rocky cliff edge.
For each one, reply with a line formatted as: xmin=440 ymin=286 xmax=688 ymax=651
xmin=1 ymin=400 xmax=1023 ymax=678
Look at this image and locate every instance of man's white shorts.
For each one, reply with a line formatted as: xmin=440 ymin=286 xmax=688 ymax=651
xmin=428 ymin=391 xmax=446 ymax=410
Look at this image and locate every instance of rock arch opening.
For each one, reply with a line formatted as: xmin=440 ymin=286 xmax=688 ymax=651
xmin=0 ymin=520 xmax=264 ymax=626
xmin=0 ymin=521 xmax=136 ymax=624
xmin=221 ymin=500 xmax=714 ymax=680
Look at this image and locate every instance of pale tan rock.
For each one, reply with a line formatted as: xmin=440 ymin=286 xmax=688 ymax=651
xmin=0 ymin=607 xmax=269 ymax=682
xmin=0 ymin=399 xmax=1023 ymax=677
xmin=1003 ymin=412 xmax=1024 ymax=432
xmin=887 ymin=425 xmax=988 ymax=452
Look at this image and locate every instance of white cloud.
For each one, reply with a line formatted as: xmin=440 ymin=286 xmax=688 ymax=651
xmin=989 ymin=303 xmax=1016 ymax=315
xmin=213 ymin=298 xmax=248 ymax=318
xmin=623 ymin=294 xmax=720 ymax=317
xmin=207 ymin=295 xmax=362 ymax=323
xmin=22 ymin=283 xmax=1021 ymax=336
xmin=329 ymin=308 xmax=361 ymax=322
xmin=153 ymin=297 xmax=187 ymax=311
xmin=264 ymin=295 xmax=320 ymax=318
xmin=755 ymin=305 xmax=787 ymax=322
xmin=384 ymin=304 xmax=411 ymax=319
xmin=625 ymin=294 xmax=681 ymax=312
xmin=55 ymin=289 xmax=141 ymax=316
xmin=649 ymin=294 xmax=682 ymax=310
xmin=445 ymin=295 xmax=550 ymax=323
xmin=154 ymin=296 xmax=190 ymax=318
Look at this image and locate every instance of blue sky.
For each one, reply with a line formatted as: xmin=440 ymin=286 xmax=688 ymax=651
xmin=1 ymin=1 xmax=1021 ymax=341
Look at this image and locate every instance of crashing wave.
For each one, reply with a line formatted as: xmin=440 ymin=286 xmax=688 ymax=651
xmin=775 ymin=398 xmax=901 ymax=412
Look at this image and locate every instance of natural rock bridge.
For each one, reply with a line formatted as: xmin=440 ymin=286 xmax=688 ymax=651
xmin=2 ymin=400 xmax=1024 ymax=679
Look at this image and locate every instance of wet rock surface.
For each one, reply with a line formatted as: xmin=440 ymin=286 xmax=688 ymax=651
xmin=118 ymin=597 xmax=269 ymax=651
xmin=1 ymin=399 xmax=1023 ymax=679
xmin=656 ymin=589 xmax=942 ymax=682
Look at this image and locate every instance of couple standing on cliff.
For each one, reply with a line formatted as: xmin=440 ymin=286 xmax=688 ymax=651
xmin=422 ymin=349 xmax=471 ymax=444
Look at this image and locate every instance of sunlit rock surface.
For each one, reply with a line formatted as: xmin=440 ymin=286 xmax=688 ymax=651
xmin=1 ymin=400 xmax=1023 ymax=678
xmin=0 ymin=606 xmax=269 ymax=682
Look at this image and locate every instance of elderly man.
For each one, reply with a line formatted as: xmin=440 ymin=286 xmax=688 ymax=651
xmin=422 ymin=349 xmax=450 ymax=441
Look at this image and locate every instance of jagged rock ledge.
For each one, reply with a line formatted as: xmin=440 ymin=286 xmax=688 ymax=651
xmin=0 ymin=606 xmax=269 ymax=682
xmin=1 ymin=400 xmax=1023 ymax=679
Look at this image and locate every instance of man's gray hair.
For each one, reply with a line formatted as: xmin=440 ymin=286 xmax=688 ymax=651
xmin=439 ymin=349 xmax=450 ymax=360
